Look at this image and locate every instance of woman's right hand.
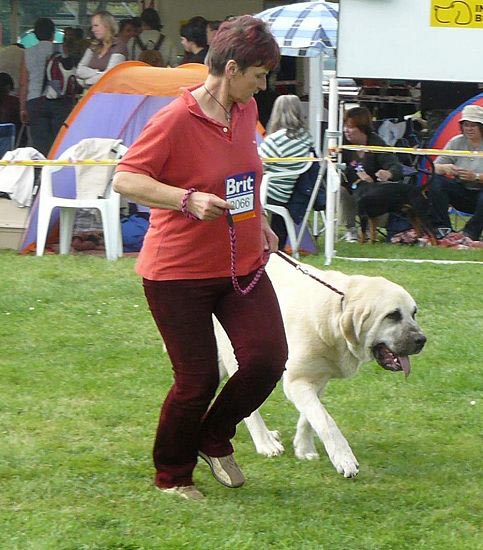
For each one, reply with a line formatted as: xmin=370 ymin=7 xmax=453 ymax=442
xmin=20 ymin=109 xmax=29 ymax=124
xmin=186 ymin=192 xmax=234 ymax=221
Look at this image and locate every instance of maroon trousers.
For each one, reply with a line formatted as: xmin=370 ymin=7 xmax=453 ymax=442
xmin=143 ymin=271 xmax=288 ymax=488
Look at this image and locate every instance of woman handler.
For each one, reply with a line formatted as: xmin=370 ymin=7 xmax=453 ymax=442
xmin=113 ymin=15 xmax=287 ymax=500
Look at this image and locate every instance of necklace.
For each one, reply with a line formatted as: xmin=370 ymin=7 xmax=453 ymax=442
xmin=203 ymin=85 xmax=232 ymax=124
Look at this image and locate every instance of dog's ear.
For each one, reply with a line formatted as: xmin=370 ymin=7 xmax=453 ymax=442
xmin=340 ymin=300 xmax=372 ymax=347
xmin=340 ymin=303 xmax=358 ymax=347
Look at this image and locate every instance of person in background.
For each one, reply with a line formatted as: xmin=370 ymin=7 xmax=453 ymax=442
xmin=19 ymin=17 xmax=74 ymax=156
xmin=0 ymin=43 xmax=24 ymax=95
xmin=180 ymin=17 xmax=208 ymax=64
xmin=428 ymin=104 xmax=483 ymax=241
xmin=127 ymin=8 xmax=177 ymax=67
xmin=258 ymin=95 xmax=314 ymax=249
xmin=0 ymin=72 xmax=20 ymax=131
xmin=340 ymin=106 xmax=403 ymax=242
xmin=255 ymin=70 xmax=279 ymax=128
xmin=206 ymin=20 xmax=222 ymax=45
xmin=76 ymin=11 xmax=128 ymax=89
xmin=118 ymin=19 xmax=137 ymax=45
xmin=130 ymin=17 xmax=143 ymax=37
xmin=113 ymin=15 xmax=286 ymax=501
xmin=63 ymin=27 xmax=87 ymax=66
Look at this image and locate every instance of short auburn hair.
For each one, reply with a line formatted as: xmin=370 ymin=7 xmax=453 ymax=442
xmin=344 ymin=107 xmax=374 ymax=136
xmin=206 ymin=15 xmax=280 ymax=76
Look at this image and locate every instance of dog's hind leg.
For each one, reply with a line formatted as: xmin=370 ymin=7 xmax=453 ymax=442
xmin=410 ymin=196 xmax=438 ymax=246
xmin=293 ymin=413 xmax=319 ymax=460
xmin=244 ymin=412 xmax=284 ymax=457
xmin=369 ymin=218 xmax=377 ymax=244
xmin=359 ymin=216 xmax=368 ymax=244
xmin=214 ymin=317 xmax=284 ymax=457
xmin=285 ymin=376 xmax=359 ymax=477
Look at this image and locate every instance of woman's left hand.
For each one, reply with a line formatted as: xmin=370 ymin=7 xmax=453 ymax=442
xmin=261 ymin=214 xmax=278 ymax=261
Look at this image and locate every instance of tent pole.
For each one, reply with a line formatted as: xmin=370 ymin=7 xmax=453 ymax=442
xmin=308 ymin=53 xmax=323 ymax=155
xmin=294 ymin=53 xmax=324 ymax=254
xmin=324 ymin=161 xmax=339 ymax=265
xmin=324 ymin=75 xmax=339 ymax=266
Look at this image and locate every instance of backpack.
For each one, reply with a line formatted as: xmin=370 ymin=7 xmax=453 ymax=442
xmin=44 ymin=52 xmax=78 ymax=100
xmin=135 ymin=33 xmax=165 ymax=52
xmin=287 ymin=153 xmax=325 ymax=224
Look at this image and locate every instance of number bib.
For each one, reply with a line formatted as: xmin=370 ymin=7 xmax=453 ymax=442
xmin=225 ymin=171 xmax=256 ymax=222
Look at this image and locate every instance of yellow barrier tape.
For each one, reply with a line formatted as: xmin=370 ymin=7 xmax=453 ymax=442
xmin=261 ymin=145 xmax=483 ymax=163
xmin=2 ymin=143 xmax=481 ymax=167
xmin=341 ymin=144 xmax=483 ymax=158
xmin=0 ymin=159 xmax=119 ymax=166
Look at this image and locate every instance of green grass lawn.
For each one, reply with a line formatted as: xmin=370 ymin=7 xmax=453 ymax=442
xmin=0 ymin=248 xmax=482 ymax=550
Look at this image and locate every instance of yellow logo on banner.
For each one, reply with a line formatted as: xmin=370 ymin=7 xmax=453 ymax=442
xmin=431 ymin=0 xmax=483 ymax=27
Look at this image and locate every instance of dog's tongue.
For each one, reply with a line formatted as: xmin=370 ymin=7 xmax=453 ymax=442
xmin=400 ymin=356 xmax=411 ymax=379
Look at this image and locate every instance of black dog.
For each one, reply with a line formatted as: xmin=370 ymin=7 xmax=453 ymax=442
xmin=356 ymin=182 xmax=437 ymax=245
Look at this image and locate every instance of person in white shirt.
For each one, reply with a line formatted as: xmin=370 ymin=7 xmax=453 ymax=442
xmin=428 ymin=104 xmax=483 ymax=241
xmin=19 ymin=18 xmax=74 ymax=155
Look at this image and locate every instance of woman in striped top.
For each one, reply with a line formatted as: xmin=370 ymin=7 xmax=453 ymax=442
xmin=258 ymin=94 xmax=314 ymax=248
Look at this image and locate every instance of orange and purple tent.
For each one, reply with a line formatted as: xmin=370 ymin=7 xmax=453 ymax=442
xmin=21 ymin=62 xmax=210 ymax=252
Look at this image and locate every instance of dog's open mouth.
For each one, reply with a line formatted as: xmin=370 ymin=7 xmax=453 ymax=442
xmin=373 ymin=344 xmax=411 ymax=378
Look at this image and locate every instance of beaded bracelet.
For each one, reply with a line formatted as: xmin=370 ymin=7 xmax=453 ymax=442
xmin=181 ymin=187 xmax=199 ymax=220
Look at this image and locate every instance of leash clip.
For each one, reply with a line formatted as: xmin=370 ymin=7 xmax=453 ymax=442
xmin=295 ymin=264 xmax=309 ymax=275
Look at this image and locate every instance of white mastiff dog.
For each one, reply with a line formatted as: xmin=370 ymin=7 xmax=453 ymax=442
xmin=216 ymin=253 xmax=426 ymax=478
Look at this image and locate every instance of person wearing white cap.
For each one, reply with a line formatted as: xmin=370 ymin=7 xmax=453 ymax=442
xmin=429 ymin=104 xmax=483 ymax=241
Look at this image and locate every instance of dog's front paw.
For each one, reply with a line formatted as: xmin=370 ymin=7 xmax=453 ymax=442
xmin=326 ymin=438 xmax=359 ymax=478
xmin=255 ymin=430 xmax=284 ymax=457
xmin=331 ymin=451 xmax=359 ymax=478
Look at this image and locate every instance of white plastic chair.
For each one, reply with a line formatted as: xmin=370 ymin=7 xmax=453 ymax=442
xmin=36 ymin=140 xmax=127 ymax=260
xmin=260 ymin=159 xmax=320 ymax=259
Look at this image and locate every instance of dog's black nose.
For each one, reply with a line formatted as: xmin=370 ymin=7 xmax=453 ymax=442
xmin=415 ymin=334 xmax=427 ymax=349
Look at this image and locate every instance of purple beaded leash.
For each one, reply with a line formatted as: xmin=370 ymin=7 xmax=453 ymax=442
xmin=181 ymin=187 xmax=265 ymax=296
xmin=226 ymin=211 xmax=266 ymax=296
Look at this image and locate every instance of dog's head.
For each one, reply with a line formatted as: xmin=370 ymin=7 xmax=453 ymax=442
xmin=339 ymin=276 xmax=426 ymax=377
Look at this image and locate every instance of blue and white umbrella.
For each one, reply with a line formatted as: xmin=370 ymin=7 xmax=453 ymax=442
xmin=256 ymin=1 xmax=340 ymax=154
xmin=256 ymin=1 xmax=338 ymax=58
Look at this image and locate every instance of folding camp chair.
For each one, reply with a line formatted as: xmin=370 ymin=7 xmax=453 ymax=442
xmin=260 ymin=158 xmax=323 ymax=258
xmin=36 ymin=138 xmax=127 ymax=260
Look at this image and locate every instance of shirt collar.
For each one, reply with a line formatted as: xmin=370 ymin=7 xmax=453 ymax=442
xmin=183 ymin=84 xmax=250 ymax=123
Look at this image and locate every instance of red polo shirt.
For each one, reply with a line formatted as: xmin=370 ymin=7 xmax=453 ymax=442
xmin=116 ymin=86 xmax=264 ymax=281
